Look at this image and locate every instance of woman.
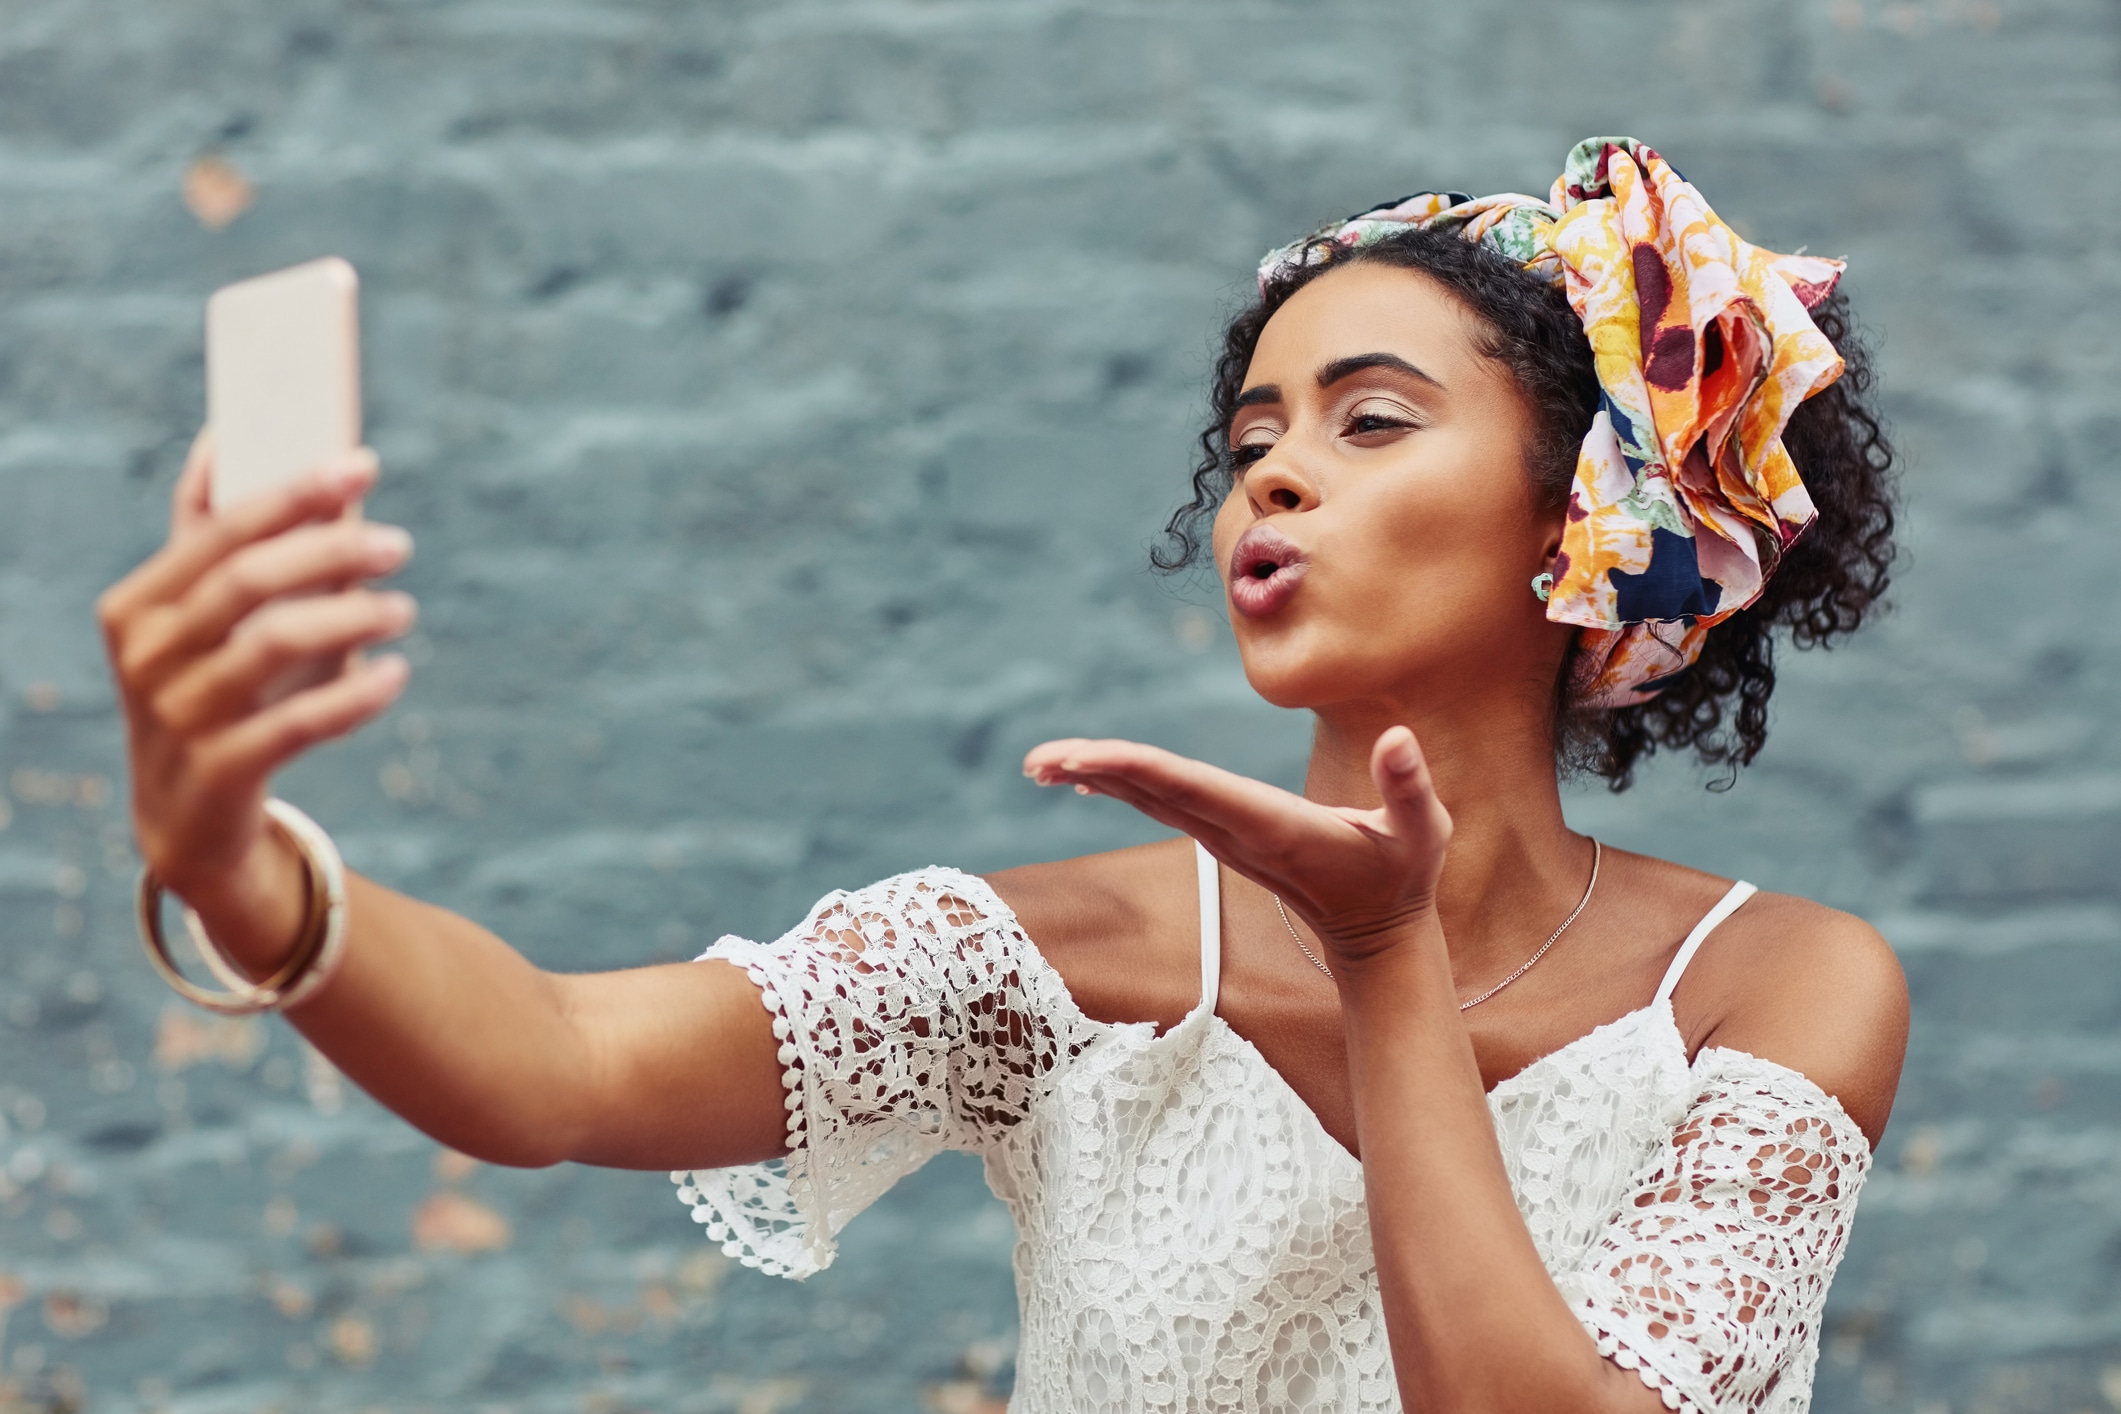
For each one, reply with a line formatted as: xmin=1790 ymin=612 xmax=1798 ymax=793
xmin=101 ymin=138 xmax=1907 ymax=1412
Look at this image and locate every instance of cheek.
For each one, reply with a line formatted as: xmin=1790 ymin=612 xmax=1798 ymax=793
xmin=1330 ymin=441 xmax=1541 ymax=620
xmin=1208 ymin=493 xmax=1246 ymax=576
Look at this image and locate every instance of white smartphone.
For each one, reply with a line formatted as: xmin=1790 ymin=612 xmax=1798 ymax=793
xmin=205 ymin=257 xmax=362 ymax=512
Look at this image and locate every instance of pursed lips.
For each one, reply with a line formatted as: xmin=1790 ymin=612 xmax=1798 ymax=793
xmin=1226 ymin=524 xmax=1309 ymax=619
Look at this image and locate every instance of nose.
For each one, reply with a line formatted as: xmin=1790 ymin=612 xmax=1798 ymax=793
xmin=1244 ymin=449 xmax=1319 ymax=517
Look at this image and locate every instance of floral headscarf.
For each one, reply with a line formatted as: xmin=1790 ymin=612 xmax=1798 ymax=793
xmin=1258 ymin=138 xmax=1846 ymax=707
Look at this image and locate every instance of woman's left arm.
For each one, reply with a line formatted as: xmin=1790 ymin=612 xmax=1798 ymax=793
xmin=1332 ymin=922 xmax=1681 ymax=1412
xmin=1025 ymin=726 xmax=1902 ymax=1414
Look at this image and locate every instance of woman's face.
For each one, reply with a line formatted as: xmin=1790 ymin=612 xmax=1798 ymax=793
xmin=1212 ymin=262 xmax=1570 ymax=715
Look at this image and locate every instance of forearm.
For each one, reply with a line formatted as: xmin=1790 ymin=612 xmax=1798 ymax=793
xmin=1338 ymin=932 xmax=1663 ymax=1413
xmin=189 ymin=843 xmax=600 ymax=1168
xmin=184 ymin=831 xmax=788 ymax=1171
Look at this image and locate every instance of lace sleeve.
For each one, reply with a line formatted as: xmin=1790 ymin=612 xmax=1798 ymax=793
xmin=1560 ymin=1053 xmax=1874 ymax=1413
xmin=672 ymin=868 xmax=1081 ymax=1280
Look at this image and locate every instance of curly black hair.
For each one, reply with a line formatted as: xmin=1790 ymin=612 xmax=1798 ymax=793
xmin=1156 ymin=226 xmax=1897 ymax=790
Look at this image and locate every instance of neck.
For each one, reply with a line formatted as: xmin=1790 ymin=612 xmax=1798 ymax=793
xmin=1304 ymin=693 xmax=1587 ymax=969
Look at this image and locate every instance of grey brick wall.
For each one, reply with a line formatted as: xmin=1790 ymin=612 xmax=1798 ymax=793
xmin=0 ymin=1 xmax=2114 ymax=1410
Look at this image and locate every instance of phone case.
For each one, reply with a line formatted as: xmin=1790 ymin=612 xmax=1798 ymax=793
xmin=205 ymin=257 xmax=362 ymax=512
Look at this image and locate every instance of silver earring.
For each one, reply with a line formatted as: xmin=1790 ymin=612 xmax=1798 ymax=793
xmin=1531 ymin=572 xmax=1555 ymax=603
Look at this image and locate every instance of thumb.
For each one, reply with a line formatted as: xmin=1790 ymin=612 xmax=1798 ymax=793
xmin=172 ymin=426 xmax=215 ymax=533
xmin=1369 ymin=725 xmax=1452 ymax=854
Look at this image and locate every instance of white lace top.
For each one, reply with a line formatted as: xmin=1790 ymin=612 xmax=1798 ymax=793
xmin=675 ymin=844 xmax=1872 ymax=1413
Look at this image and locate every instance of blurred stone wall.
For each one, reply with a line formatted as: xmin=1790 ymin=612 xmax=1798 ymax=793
xmin=0 ymin=1 xmax=2115 ymax=1410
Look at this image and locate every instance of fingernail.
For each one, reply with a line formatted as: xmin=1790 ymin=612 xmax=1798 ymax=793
xmin=365 ymin=525 xmax=413 ymax=558
xmin=329 ymin=451 xmax=379 ymax=489
xmin=382 ymin=591 xmax=418 ymax=624
xmin=1388 ymin=739 xmax=1418 ymax=772
xmin=1059 ymin=759 xmax=1081 ymax=772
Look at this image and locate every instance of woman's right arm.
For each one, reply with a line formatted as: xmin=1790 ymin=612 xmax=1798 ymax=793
xmin=99 ymin=436 xmax=787 ymax=1172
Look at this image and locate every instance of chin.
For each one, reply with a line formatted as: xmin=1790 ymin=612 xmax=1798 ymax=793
xmin=1234 ymin=629 xmax=1376 ymax=711
xmin=1235 ymin=617 xmax=1500 ymax=718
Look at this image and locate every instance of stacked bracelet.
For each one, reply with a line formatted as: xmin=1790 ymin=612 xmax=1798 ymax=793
xmin=135 ymin=799 xmax=349 ymax=1015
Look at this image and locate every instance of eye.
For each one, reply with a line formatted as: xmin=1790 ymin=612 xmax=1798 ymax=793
xmin=1228 ymin=430 xmax=1279 ymax=469
xmin=1342 ymin=399 xmax=1422 ymax=441
xmin=1349 ymin=413 xmax=1411 ymax=434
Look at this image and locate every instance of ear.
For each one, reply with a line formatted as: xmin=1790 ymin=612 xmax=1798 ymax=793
xmin=1534 ymin=498 xmax=1567 ymax=568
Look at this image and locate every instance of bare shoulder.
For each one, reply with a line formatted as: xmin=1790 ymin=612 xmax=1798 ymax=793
xmin=1673 ymin=883 xmax=1909 ymax=1149
xmin=982 ymin=836 xmax=1200 ymax=1028
xmin=983 ymin=836 xmax=1194 ymax=947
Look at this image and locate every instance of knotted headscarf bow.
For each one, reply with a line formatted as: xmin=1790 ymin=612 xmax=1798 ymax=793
xmin=1259 ymin=138 xmax=1846 ymax=707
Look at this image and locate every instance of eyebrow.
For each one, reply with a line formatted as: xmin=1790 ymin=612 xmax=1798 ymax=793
xmin=1232 ymin=352 xmax=1445 ymax=413
xmin=1317 ymin=352 xmax=1444 ymax=391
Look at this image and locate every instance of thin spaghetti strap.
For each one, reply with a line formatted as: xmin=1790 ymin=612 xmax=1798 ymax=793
xmin=1653 ymin=880 xmax=1759 ymax=1007
xmin=1193 ymin=841 xmax=1222 ymax=1014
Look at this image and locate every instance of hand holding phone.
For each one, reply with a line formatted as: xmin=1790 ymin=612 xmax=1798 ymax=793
xmin=93 ymin=256 xmax=415 ymax=925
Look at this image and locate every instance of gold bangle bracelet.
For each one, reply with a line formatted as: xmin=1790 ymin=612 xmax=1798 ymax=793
xmin=135 ymin=799 xmax=350 ymax=1015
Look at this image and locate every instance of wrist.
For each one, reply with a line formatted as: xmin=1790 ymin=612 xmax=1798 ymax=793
xmin=1322 ymin=907 xmax=1447 ymax=983
xmin=180 ymin=827 xmax=310 ymax=978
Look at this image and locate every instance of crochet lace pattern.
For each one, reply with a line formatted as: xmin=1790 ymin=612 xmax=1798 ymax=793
xmin=674 ymin=868 xmax=1871 ymax=1413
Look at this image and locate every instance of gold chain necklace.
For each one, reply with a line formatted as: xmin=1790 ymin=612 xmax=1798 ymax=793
xmin=1272 ymin=839 xmax=1603 ymax=1011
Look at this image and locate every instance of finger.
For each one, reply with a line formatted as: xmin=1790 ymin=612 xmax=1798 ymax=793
xmin=175 ymin=519 xmax=412 ymax=655
xmin=1058 ymin=765 xmax=1398 ymax=923
xmin=1026 ymin=738 xmax=1244 ymax=804
xmin=1028 ymin=741 xmax=1376 ymax=894
xmin=153 ymin=589 xmax=418 ymax=733
xmin=1050 ymin=768 xmax=1237 ymax=844
xmin=109 ymin=448 xmax=380 ymax=618
xmin=109 ymin=448 xmax=378 ymax=629
xmin=115 ymin=519 xmax=413 ymax=693
xmin=1368 ymin=726 xmax=1453 ymax=849
xmin=1029 ymin=741 xmax=1310 ymax=848
xmin=202 ymin=653 xmax=412 ymax=785
xmin=171 ymin=427 xmax=215 ymax=534
xmin=1027 ymin=738 xmax=1323 ymax=848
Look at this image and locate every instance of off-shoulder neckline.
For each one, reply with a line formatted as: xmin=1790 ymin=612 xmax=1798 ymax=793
xmin=935 ymin=864 xmax=1873 ymax=1164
